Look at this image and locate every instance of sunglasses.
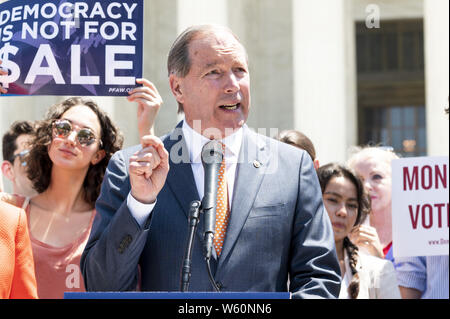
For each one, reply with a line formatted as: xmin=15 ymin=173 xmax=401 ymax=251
xmin=52 ymin=119 xmax=102 ymax=148
xmin=12 ymin=149 xmax=30 ymax=167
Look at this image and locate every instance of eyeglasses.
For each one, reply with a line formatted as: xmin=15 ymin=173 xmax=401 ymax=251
xmin=52 ymin=119 xmax=102 ymax=148
xmin=12 ymin=149 xmax=30 ymax=167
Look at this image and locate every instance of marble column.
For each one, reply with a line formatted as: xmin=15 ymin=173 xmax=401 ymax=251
xmin=424 ymin=0 xmax=449 ymax=156
xmin=293 ymin=0 xmax=357 ymax=164
xmin=228 ymin=0 xmax=294 ymax=138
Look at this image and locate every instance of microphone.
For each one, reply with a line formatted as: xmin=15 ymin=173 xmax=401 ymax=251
xmin=201 ymin=140 xmax=224 ymax=260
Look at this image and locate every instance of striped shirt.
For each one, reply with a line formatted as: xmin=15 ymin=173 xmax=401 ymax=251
xmin=394 ymin=255 xmax=449 ymax=299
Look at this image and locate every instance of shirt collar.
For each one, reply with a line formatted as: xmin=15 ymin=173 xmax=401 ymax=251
xmin=182 ymin=120 xmax=243 ymax=164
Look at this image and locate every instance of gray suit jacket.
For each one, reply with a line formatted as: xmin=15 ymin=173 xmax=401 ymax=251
xmin=81 ymin=122 xmax=341 ymax=298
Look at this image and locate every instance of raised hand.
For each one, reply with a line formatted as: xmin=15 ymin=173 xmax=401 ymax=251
xmin=349 ymin=224 xmax=384 ymax=258
xmin=128 ymin=78 xmax=163 ymax=139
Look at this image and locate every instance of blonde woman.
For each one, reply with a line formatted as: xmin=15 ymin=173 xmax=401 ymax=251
xmin=347 ymin=147 xmax=399 ymax=261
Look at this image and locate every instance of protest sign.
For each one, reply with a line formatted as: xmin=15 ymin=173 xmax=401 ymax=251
xmin=0 ymin=0 xmax=143 ymax=96
xmin=392 ymin=156 xmax=449 ymax=258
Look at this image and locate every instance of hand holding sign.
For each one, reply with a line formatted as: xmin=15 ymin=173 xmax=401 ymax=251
xmin=128 ymin=78 xmax=163 ymax=139
xmin=0 ymin=44 xmax=20 ymax=89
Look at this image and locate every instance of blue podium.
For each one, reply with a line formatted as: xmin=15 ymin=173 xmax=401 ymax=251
xmin=64 ymin=292 xmax=291 ymax=299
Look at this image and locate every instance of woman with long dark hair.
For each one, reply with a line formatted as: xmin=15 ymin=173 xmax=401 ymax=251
xmin=1 ymin=74 xmax=162 ymax=298
xmin=317 ymin=163 xmax=401 ymax=299
xmin=17 ymin=97 xmax=124 ymax=298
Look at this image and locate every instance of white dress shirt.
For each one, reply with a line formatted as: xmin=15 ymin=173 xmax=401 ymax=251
xmin=127 ymin=121 xmax=243 ymax=227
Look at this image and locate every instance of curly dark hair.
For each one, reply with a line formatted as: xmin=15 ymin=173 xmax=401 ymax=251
xmin=317 ymin=163 xmax=371 ymax=299
xmin=26 ymin=97 xmax=124 ymax=206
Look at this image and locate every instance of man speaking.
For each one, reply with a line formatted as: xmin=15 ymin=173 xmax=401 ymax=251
xmin=81 ymin=24 xmax=341 ymax=298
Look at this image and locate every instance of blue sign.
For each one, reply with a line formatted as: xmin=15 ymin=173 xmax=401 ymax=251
xmin=0 ymin=0 xmax=143 ymax=96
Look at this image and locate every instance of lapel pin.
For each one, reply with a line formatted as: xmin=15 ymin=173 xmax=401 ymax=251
xmin=253 ymin=160 xmax=261 ymax=168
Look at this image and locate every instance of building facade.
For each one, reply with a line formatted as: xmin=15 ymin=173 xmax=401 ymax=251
xmin=1 ymin=0 xmax=449 ymax=192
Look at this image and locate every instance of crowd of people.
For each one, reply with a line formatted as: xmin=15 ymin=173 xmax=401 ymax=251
xmin=0 ymin=24 xmax=448 ymax=299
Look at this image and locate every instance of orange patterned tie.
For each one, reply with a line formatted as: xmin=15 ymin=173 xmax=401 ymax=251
xmin=214 ymin=143 xmax=230 ymax=257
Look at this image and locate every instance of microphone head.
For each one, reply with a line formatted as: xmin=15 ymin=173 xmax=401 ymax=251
xmin=200 ymin=140 xmax=223 ymax=259
xmin=201 ymin=140 xmax=224 ymax=166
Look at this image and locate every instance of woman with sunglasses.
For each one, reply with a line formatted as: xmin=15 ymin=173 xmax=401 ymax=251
xmin=1 ymin=76 xmax=161 ymax=298
xmin=4 ymin=97 xmax=123 ymax=299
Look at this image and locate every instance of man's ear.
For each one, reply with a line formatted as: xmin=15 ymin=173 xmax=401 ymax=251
xmin=1 ymin=161 xmax=15 ymax=182
xmin=169 ymin=74 xmax=184 ymax=104
xmin=91 ymin=150 xmax=106 ymax=166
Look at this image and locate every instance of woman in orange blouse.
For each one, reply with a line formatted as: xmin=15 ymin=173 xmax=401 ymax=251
xmin=0 ymin=200 xmax=38 ymax=299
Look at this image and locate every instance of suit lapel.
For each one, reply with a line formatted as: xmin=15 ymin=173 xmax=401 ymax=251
xmin=216 ymin=127 xmax=270 ymax=271
xmin=164 ymin=122 xmax=200 ymax=220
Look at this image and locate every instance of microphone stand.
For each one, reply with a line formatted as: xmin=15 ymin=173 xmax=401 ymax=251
xmin=180 ymin=200 xmax=201 ymax=292
xmin=201 ymin=196 xmax=220 ymax=293
xmin=180 ymin=199 xmax=220 ymax=292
